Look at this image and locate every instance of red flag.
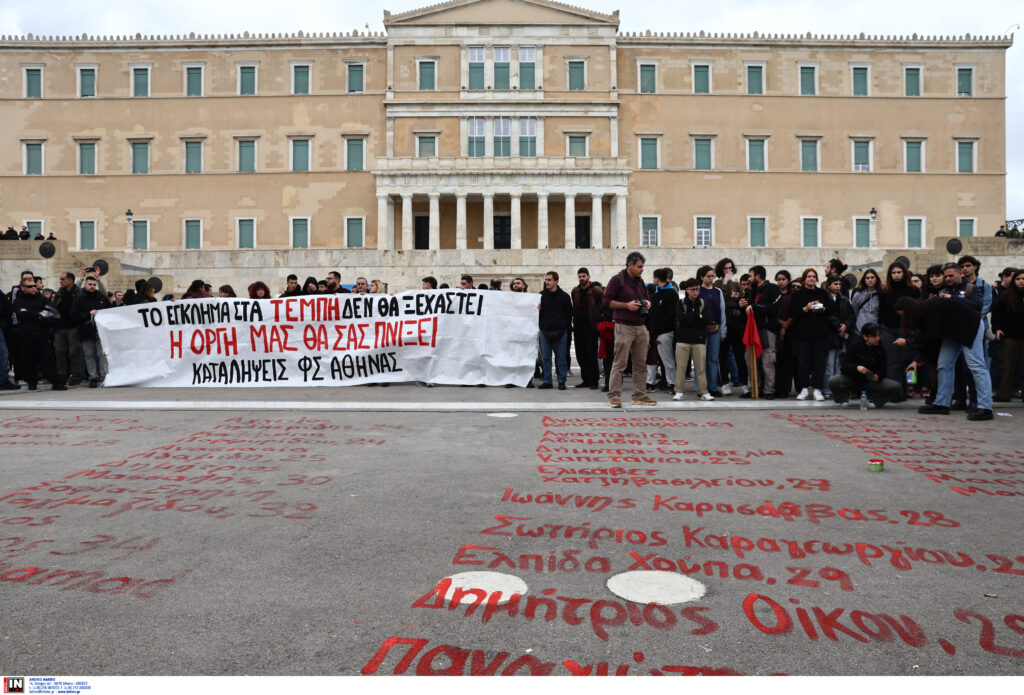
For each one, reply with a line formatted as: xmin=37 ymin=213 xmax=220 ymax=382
xmin=742 ymin=312 xmax=762 ymax=358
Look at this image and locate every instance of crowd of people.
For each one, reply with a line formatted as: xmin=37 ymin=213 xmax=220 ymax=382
xmin=3 ymin=256 xmax=1022 ymax=420
xmin=1 ymin=225 xmax=58 ymax=241
xmin=534 ymin=252 xmax=1023 ymax=420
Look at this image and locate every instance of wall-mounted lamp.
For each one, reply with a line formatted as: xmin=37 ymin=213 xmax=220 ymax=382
xmin=869 ymin=207 xmax=877 ymax=221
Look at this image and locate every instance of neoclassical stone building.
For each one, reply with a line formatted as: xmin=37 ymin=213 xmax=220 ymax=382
xmin=0 ymin=0 xmax=1011 ymax=263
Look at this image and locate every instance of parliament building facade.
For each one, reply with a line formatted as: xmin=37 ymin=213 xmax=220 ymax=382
xmin=0 ymin=0 xmax=1011 ymax=261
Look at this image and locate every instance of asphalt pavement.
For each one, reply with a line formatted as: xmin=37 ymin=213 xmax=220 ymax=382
xmin=0 ymin=384 xmax=1022 ymax=677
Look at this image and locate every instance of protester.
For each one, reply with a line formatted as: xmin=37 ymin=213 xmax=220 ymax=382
xmin=571 ymin=267 xmax=603 ymax=390
xmin=53 ymin=271 xmax=82 ymax=386
xmin=672 ymin=278 xmax=715 ymax=401
xmin=219 ymin=285 xmax=237 ymax=298
xmin=992 ymin=269 xmax=1024 ymax=402
xmin=827 ymin=322 xmax=903 ymax=407
xmin=279 ymin=274 xmax=303 ymax=297
xmin=537 ymin=271 xmax=573 ymax=390
xmin=72 ymin=275 xmax=111 ymax=387
xmin=649 ymin=268 xmax=679 ymax=392
xmin=248 ymin=281 xmax=271 ymax=299
xmin=788 ymin=268 xmax=832 ymax=400
xmin=12 ymin=278 xmax=65 ymax=391
xmin=603 ymin=252 xmax=655 ymax=408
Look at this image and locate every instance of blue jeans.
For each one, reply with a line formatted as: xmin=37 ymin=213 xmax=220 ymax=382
xmin=823 ymin=347 xmax=842 ymax=395
xmin=705 ymin=329 xmax=721 ymax=392
xmin=935 ymin=324 xmax=992 ymax=410
xmin=539 ymin=330 xmax=569 ymax=384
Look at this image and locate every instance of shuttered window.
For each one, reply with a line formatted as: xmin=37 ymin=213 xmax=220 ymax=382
xmin=800 ymin=66 xmax=816 ymax=95
xmin=346 ymin=139 xmax=364 ymax=171
xmin=238 ymin=219 xmax=255 ymax=249
xmin=905 ymin=67 xmax=920 ymax=96
xmin=748 ymin=139 xmax=765 ymax=171
xmin=419 ymin=61 xmax=435 ymax=90
xmin=185 ymin=141 xmax=202 ymax=173
xmin=186 ymin=67 xmax=203 ymax=96
xmin=907 ymin=219 xmax=923 ymax=248
xmin=292 ymin=140 xmax=309 ymax=172
xmin=855 ymin=219 xmax=870 ymax=248
xmin=25 ymin=68 xmax=42 ymax=98
xmin=494 ymin=47 xmax=510 ymax=90
xmin=131 ymin=142 xmax=149 ymax=174
xmin=79 ymin=142 xmax=96 ymax=175
xmin=801 ymin=140 xmax=818 ymax=172
xmin=185 ymin=220 xmax=201 ymax=249
xmin=238 ymin=140 xmax=256 ymax=172
xmin=79 ymin=221 xmax=96 ymax=251
xmin=749 ymin=217 xmax=766 ymax=247
xmin=291 ymin=219 xmax=309 ymax=248
xmin=693 ymin=64 xmax=710 ymax=93
xmin=640 ymin=64 xmax=656 ymax=93
xmin=905 ymin=141 xmax=922 ymax=172
xmin=348 ymin=64 xmax=364 ymax=92
xmin=852 ymin=67 xmax=868 ymax=96
xmin=568 ymin=61 xmax=585 ymax=90
xmin=293 ymin=64 xmax=310 ymax=94
xmin=694 ymin=139 xmax=711 ymax=170
xmin=802 ymin=218 xmax=819 ymax=247
xmin=640 ymin=138 xmax=658 ymax=169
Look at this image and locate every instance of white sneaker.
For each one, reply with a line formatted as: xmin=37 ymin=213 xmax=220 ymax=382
xmin=796 ymin=388 xmax=810 ymax=400
xmin=813 ymin=389 xmax=825 ymax=401
xmin=672 ymin=392 xmax=684 ymax=401
xmin=741 ymin=385 xmax=751 ymax=395
xmin=700 ymin=393 xmax=715 ymax=401
xmin=720 ymin=383 xmax=732 ymax=396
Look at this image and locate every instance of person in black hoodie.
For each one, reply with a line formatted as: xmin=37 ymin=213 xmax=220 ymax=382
xmin=72 ymin=275 xmax=112 ymax=387
xmin=650 ymin=268 xmax=679 ymax=391
xmin=822 ymin=274 xmax=855 ymax=397
xmin=878 ymin=261 xmax=920 ymax=401
xmin=537 ymin=271 xmax=573 ymax=390
xmin=672 ymin=278 xmax=714 ymax=401
xmin=788 ymin=268 xmax=833 ymax=400
xmin=12 ymin=279 xmax=65 ymax=390
xmin=741 ymin=265 xmax=781 ymax=399
xmin=827 ymin=323 xmax=902 ymax=406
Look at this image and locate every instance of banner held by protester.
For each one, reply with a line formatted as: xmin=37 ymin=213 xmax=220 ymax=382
xmin=96 ymin=291 xmax=539 ymax=387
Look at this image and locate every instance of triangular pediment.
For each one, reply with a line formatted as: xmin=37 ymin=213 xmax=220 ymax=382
xmin=384 ymin=0 xmax=618 ymax=27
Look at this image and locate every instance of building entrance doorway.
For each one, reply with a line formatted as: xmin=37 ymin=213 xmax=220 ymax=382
xmin=414 ymin=216 xmax=429 ymax=249
xmin=575 ymin=215 xmax=591 ymax=249
xmin=494 ymin=216 xmax=512 ymax=249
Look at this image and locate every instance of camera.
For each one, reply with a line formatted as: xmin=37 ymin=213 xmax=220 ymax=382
xmin=637 ymin=302 xmax=649 ymax=318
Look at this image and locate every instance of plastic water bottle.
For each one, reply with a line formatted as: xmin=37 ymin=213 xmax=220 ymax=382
xmin=860 ymin=390 xmax=868 ymax=411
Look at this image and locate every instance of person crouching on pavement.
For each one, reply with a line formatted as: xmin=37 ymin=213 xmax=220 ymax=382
xmin=826 ymin=322 xmax=902 ymax=407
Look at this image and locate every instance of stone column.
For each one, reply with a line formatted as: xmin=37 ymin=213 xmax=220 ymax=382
xmin=510 ymin=194 xmax=522 ymax=250
xmin=482 ymin=193 xmax=494 ymax=250
xmin=428 ymin=193 xmax=440 ymax=249
xmin=537 ymin=193 xmax=549 ymax=249
xmin=564 ymin=193 xmax=575 ymax=249
xmin=615 ymin=194 xmax=627 ymax=249
xmin=456 ymin=194 xmax=467 ymax=249
xmin=401 ymin=194 xmax=413 ymax=251
xmin=591 ymin=193 xmax=603 ymax=249
xmin=377 ymin=194 xmax=390 ymax=250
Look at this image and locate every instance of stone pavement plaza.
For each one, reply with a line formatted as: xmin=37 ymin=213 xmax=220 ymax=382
xmin=0 ymin=385 xmax=1022 ymax=677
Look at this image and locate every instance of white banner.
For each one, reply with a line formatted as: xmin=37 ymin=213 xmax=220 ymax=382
xmin=95 ymin=291 xmax=540 ymax=388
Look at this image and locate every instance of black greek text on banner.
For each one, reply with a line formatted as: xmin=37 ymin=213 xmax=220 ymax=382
xmin=95 ymin=291 xmax=540 ymax=388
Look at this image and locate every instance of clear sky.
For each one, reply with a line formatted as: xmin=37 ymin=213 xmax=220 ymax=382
xmin=3 ymin=0 xmax=1020 ymax=226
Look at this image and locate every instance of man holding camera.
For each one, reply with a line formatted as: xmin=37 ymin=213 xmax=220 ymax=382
xmin=602 ymin=252 xmax=655 ymax=408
